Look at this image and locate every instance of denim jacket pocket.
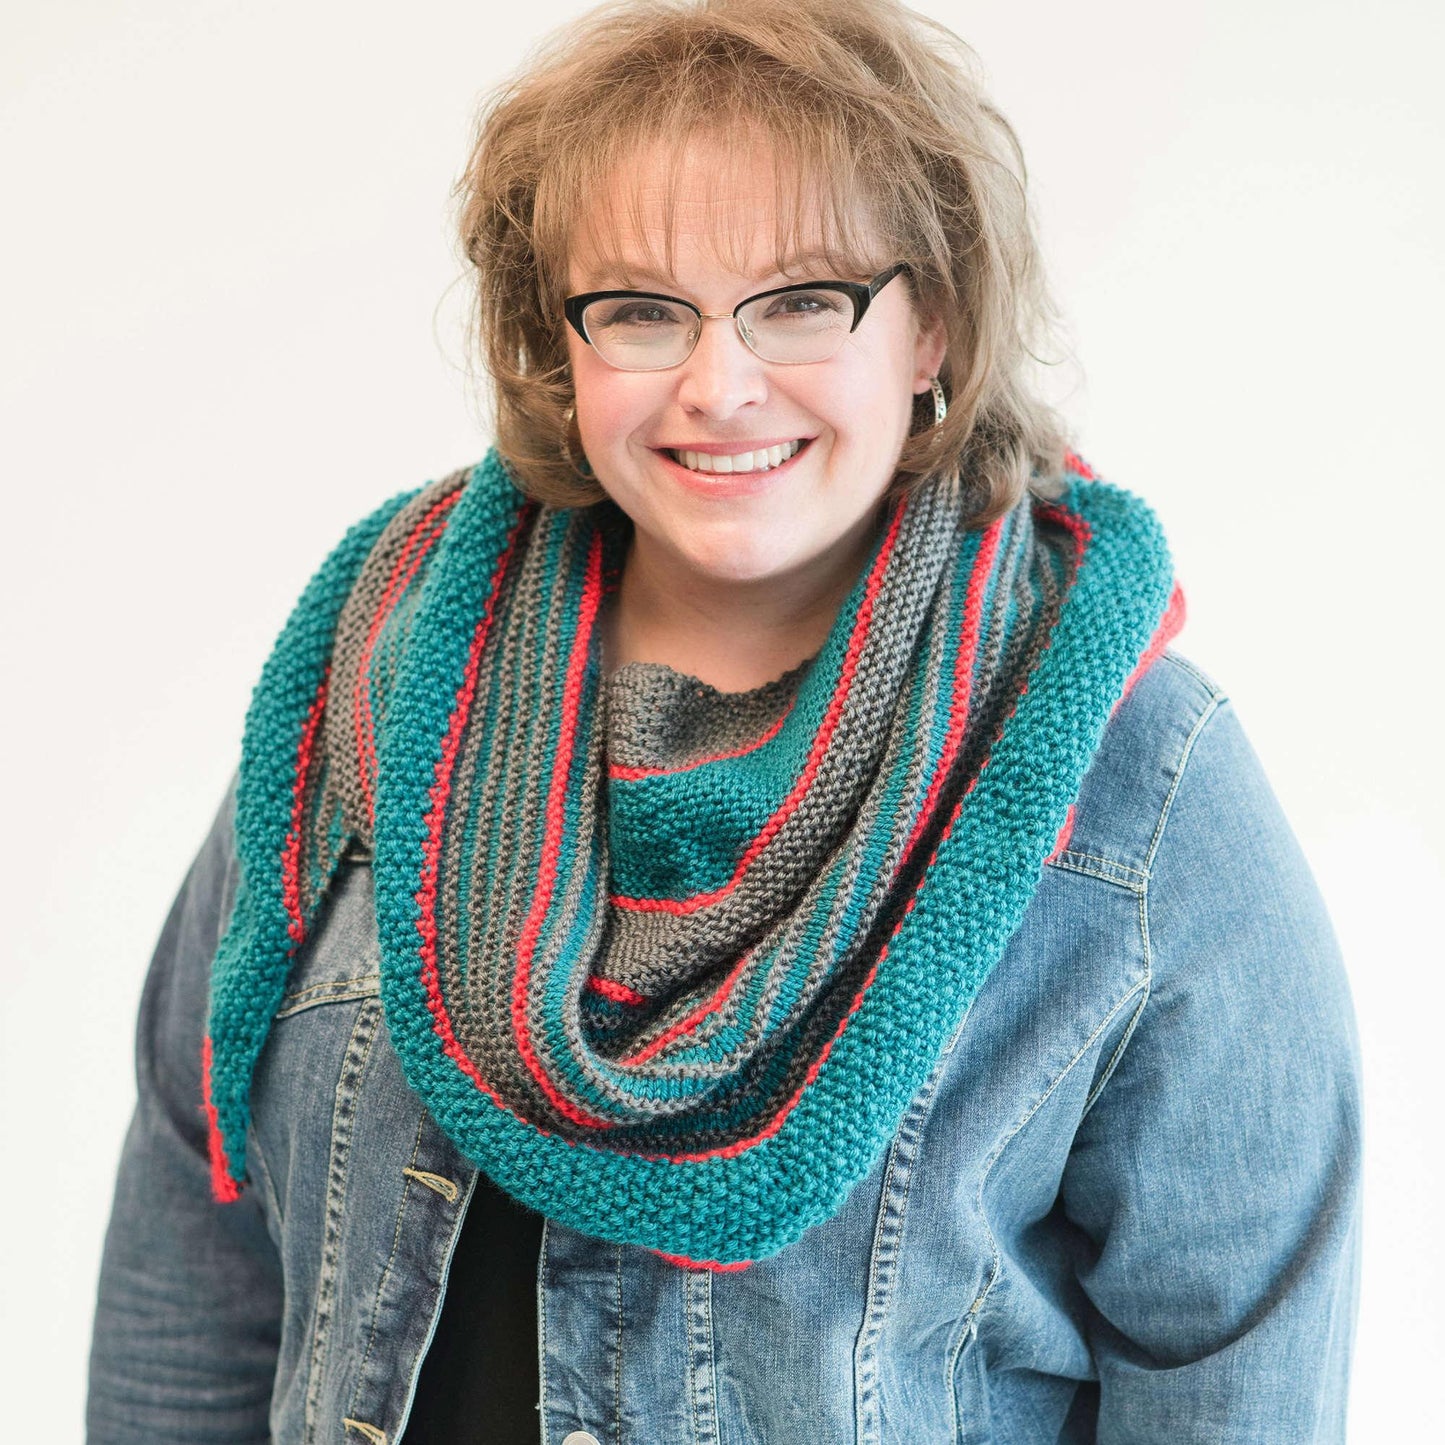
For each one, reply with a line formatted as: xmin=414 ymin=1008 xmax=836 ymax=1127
xmin=275 ymin=862 xmax=384 ymax=1018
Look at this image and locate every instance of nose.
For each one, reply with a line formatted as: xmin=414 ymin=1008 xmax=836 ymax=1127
xmin=673 ymin=314 xmax=768 ymax=418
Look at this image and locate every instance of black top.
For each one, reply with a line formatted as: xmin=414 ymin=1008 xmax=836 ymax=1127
xmin=405 ymin=1172 xmax=545 ymax=1443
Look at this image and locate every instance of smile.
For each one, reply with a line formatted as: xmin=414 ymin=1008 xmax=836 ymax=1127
xmin=664 ymin=439 xmax=807 ymax=474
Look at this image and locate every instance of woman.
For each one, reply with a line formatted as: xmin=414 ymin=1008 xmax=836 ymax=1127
xmin=87 ymin=1 xmax=1361 ymax=1441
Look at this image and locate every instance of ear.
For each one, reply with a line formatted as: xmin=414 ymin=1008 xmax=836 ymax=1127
xmin=911 ymin=312 xmax=948 ymax=392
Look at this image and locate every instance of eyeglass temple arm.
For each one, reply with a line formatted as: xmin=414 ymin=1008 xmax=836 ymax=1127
xmin=849 ymin=263 xmax=911 ymax=331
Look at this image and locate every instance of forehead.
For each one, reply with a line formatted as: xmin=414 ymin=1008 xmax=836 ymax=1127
xmin=565 ymin=132 xmax=887 ymax=289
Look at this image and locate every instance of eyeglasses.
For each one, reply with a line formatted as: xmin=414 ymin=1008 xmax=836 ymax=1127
xmin=563 ymin=263 xmax=909 ymax=371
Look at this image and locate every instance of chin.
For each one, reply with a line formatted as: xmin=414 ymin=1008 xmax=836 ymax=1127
xmin=674 ymin=535 xmax=798 ymax=587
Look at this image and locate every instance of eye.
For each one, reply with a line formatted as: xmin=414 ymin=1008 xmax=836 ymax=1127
xmin=588 ymin=298 xmax=688 ymax=329
xmin=762 ymin=289 xmax=848 ymax=321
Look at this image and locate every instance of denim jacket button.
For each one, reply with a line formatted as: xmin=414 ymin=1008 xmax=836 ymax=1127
xmin=562 ymin=1434 xmax=601 ymax=1445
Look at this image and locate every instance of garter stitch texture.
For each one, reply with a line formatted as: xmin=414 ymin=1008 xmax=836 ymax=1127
xmin=205 ymin=447 xmax=1183 ymax=1266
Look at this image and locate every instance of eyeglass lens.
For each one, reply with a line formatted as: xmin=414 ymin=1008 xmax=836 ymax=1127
xmin=580 ymin=287 xmax=856 ymax=370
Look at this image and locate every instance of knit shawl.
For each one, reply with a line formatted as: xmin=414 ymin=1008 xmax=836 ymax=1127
xmin=204 ymin=447 xmax=1182 ymax=1268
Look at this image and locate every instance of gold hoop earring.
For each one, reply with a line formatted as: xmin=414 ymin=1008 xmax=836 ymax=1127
xmin=560 ymin=402 xmax=595 ymax=480
xmin=929 ymin=377 xmax=948 ymax=427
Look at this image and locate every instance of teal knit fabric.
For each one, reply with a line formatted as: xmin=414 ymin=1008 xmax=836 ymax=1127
xmin=205 ymin=449 xmax=1179 ymax=1266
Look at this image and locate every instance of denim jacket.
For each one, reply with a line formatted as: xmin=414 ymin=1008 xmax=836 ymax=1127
xmin=87 ymin=650 xmax=1361 ymax=1444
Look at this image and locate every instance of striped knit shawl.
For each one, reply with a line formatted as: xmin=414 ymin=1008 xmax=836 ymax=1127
xmin=205 ymin=448 xmax=1182 ymax=1268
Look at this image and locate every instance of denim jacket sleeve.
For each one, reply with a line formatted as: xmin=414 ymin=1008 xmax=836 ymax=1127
xmin=87 ymin=776 xmax=284 ymax=1445
xmin=1059 ymin=693 xmax=1362 ymax=1442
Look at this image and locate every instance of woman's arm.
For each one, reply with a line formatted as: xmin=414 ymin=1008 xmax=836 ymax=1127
xmin=86 ymin=778 xmax=283 ymax=1445
xmin=1061 ymin=699 xmax=1361 ymax=1442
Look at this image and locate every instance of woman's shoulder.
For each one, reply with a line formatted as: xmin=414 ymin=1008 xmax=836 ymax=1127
xmin=1054 ymin=646 xmax=1330 ymax=924
xmin=1061 ymin=648 xmax=1348 ymax=1010
xmin=1052 ymin=648 xmax=1230 ymax=887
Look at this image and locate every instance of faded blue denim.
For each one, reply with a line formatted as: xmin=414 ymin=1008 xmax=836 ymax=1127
xmin=86 ymin=652 xmax=1361 ymax=1442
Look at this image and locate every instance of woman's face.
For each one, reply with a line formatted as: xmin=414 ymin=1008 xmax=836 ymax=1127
xmin=565 ymin=142 xmax=945 ymax=598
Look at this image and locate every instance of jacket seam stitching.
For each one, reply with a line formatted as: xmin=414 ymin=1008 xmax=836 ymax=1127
xmin=246 ymin=1118 xmax=284 ymax=1226
xmin=685 ymin=1264 xmax=719 ymax=1445
xmin=346 ymin=1114 xmax=427 ymax=1427
xmin=615 ymin=1243 xmax=626 ymax=1445
xmin=537 ymin=1220 xmax=551 ymax=1443
xmin=980 ymin=981 xmax=1151 ymax=1186
xmin=946 ymin=1313 xmax=980 ymax=1440
xmin=1046 ymin=856 xmax=1146 ymax=891
xmin=1053 ymin=849 xmax=1147 ymax=878
xmin=282 ymin=974 xmax=382 ymax=1003
xmin=302 ymin=996 xmax=384 ymax=1444
xmin=1083 ymin=972 xmax=1150 ymax=1116
xmin=1143 ymin=695 xmax=1226 ymax=873
xmin=275 ymin=982 xmax=383 ymax=1018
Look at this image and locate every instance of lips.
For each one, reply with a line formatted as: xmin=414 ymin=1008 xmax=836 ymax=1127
xmin=664 ymin=439 xmax=807 ymax=474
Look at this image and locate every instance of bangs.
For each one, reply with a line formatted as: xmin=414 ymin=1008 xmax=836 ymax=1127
xmin=534 ymin=103 xmax=898 ymax=301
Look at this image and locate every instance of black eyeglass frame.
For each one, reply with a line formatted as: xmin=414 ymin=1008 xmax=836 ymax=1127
xmin=562 ymin=262 xmax=910 ymax=368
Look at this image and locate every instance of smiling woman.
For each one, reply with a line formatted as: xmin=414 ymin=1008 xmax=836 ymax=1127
xmin=86 ymin=2 xmax=1361 ymax=1443
xmin=562 ymin=143 xmax=947 ymax=687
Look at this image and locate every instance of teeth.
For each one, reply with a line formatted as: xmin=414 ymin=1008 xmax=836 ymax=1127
xmin=672 ymin=439 xmax=804 ymax=474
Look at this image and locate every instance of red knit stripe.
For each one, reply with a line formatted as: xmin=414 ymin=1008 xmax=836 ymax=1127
xmin=609 ymin=498 xmax=908 ymax=914
xmin=1045 ymin=804 xmax=1077 ymax=864
xmin=617 ymin=949 xmax=754 ymax=1066
xmin=1063 ymin=448 xmax=1097 ymax=480
xmin=202 ymin=1034 xmax=241 ymax=1203
xmin=510 ymin=531 xmax=616 ymax=1129
xmin=586 ymin=975 xmax=648 ymax=1006
xmin=412 ymin=508 xmax=550 ymax=1119
xmin=281 ymin=671 xmax=330 ymax=947
xmin=651 ymin=1248 xmax=753 ymax=1272
xmin=354 ymin=488 xmax=464 ymax=828
xmin=1036 ymin=501 xmax=1092 ymax=568
xmin=608 ymin=702 xmax=794 ymax=781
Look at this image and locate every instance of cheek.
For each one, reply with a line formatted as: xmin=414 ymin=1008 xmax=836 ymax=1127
xmin=573 ymin=384 xmax=627 ymax=458
xmin=829 ymin=311 xmax=922 ymax=432
xmin=820 ymin=355 xmax=916 ymax=453
xmin=572 ymin=366 xmax=652 ymax=460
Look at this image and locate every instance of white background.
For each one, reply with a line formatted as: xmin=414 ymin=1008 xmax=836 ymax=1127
xmin=2 ymin=1 xmax=1441 ymax=1437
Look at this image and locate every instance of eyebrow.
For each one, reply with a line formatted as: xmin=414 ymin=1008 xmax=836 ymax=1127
xmin=578 ymin=252 xmax=847 ymax=292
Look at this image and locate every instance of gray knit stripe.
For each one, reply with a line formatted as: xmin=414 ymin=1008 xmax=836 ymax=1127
xmin=517 ymin=517 xmax=614 ymax=1118
xmin=606 ymin=657 xmax=811 ymax=772
xmin=466 ymin=513 xmax=544 ymax=1007
xmin=958 ymin=512 xmax=1075 ymax=791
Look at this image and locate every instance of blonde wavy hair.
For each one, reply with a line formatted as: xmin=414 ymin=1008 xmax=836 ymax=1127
xmin=456 ymin=0 xmax=1069 ymax=525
